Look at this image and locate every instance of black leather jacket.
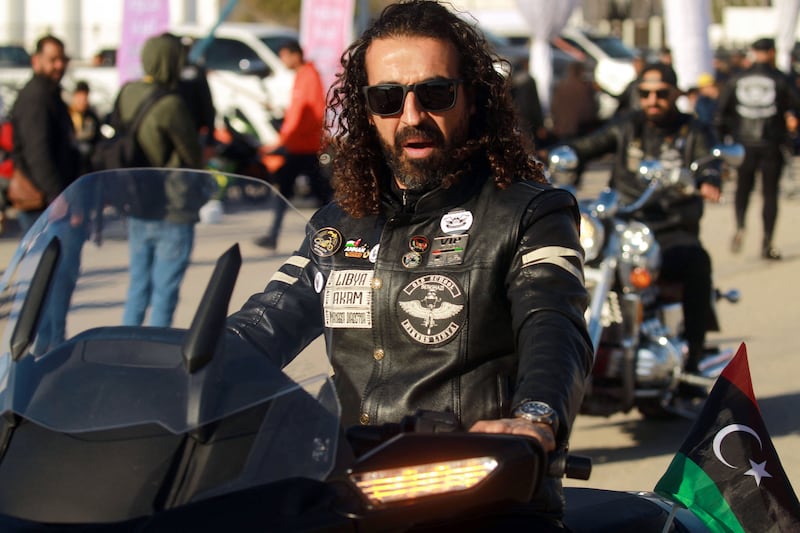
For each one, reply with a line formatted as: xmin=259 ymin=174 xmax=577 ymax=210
xmin=567 ymin=110 xmax=720 ymax=235
xmin=715 ymin=62 xmax=800 ymax=147
xmin=11 ymin=74 xmax=80 ymax=204
xmin=227 ymin=174 xmax=592 ymax=448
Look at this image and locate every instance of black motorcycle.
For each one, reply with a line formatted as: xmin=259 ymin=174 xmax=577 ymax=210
xmin=0 ymin=169 xmax=709 ymax=531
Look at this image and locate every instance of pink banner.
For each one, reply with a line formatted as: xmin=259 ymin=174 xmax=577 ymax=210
xmin=299 ymin=0 xmax=355 ymax=93
xmin=118 ymin=0 xmax=171 ymax=85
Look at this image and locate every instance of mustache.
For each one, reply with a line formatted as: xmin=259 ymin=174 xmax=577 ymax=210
xmin=394 ymin=125 xmax=444 ymax=147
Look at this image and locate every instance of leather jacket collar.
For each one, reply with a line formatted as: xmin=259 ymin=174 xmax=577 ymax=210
xmin=380 ymin=170 xmax=488 ymax=220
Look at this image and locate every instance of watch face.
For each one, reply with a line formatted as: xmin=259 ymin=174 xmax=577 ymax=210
xmin=514 ymin=401 xmax=557 ymax=431
xmin=523 ymin=401 xmax=549 ymax=415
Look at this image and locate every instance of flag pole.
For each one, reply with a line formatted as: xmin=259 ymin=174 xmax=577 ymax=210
xmin=661 ymin=502 xmax=680 ymax=533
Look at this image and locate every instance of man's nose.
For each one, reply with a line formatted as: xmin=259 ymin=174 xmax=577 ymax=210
xmin=401 ymin=91 xmax=425 ymax=125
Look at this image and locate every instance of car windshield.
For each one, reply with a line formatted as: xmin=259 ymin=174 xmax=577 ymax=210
xmin=587 ymin=35 xmax=636 ymax=60
xmin=0 ymin=45 xmax=30 ymax=67
xmin=260 ymin=35 xmax=296 ymax=56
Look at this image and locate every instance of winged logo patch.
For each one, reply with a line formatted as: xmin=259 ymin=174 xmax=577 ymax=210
xmin=397 ymin=274 xmax=466 ymax=345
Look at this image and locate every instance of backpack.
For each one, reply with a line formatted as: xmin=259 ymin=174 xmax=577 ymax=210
xmin=91 ymin=86 xmax=168 ymax=171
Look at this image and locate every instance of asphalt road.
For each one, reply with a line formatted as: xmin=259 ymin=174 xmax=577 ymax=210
xmin=0 ymin=163 xmax=797 ymax=498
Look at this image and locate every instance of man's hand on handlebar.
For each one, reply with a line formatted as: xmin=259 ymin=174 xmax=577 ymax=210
xmin=469 ymin=418 xmax=556 ymax=452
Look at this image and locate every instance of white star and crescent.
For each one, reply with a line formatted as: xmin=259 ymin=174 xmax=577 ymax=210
xmin=713 ymin=424 xmax=773 ymax=487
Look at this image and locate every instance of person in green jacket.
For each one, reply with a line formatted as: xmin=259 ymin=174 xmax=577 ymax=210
xmin=117 ymin=33 xmax=205 ymax=327
xmin=115 ymin=33 xmax=202 ymax=169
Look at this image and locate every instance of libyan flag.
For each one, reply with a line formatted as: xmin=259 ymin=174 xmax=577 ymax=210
xmin=655 ymin=343 xmax=800 ymax=532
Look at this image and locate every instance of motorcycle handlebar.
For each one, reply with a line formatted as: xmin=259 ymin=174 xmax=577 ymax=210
xmin=549 ymin=452 xmax=593 ymax=480
xmin=346 ymin=410 xmax=593 ymax=481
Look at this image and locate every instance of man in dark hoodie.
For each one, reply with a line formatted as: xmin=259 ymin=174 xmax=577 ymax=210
xmin=117 ymin=33 xmax=204 ymax=328
xmin=10 ymin=34 xmax=80 ymax=232
xmin=115 ymin=33 xmax=202 ymax=169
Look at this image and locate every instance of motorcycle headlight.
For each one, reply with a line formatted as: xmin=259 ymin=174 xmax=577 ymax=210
xmin=580 ymin=212 xmax=604 ymax=262
xmin=620 ymin=221 xmax=655 ymax=260
xmin=350 ymin=456 xmax=498 ymax=506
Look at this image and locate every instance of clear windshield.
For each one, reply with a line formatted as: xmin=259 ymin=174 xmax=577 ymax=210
xmin=0 ymin=169 xmax=338 ymax=498
xmin=586 ymin=35 xmax=636 ymax=60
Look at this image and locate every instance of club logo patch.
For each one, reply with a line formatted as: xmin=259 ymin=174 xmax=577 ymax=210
xmin=311 ymin=227 xmax=342 ymax=257
xmin=398 ymin=274 xmax=465 ymax=345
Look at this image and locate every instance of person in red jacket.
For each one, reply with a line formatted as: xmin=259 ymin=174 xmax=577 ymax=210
xmin=255 ymin=39 xmax=328 ymax=249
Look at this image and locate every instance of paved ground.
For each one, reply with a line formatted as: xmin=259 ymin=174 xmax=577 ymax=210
xmin=0 ymin=163 xmax=797 ymax=496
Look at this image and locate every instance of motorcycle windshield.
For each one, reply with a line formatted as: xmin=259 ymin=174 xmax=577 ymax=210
xmin=0 ymin=169 xmax=338 ymax=494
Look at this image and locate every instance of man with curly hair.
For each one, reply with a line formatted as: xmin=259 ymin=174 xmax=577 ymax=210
xmin=227 ymin=1 xmax=592 ymax=525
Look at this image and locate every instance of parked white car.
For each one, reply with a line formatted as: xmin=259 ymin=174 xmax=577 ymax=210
xmin=553 ymin=28 xmax=638 ymax=118
xmin=172 ymin=22 xmax=299 ymax=145
xmin=557 ymin=27 xmax=638 ymax=97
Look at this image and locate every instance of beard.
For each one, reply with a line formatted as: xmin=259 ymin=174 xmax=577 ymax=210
xmin=379 ymin=122 xmax=469 ymax=193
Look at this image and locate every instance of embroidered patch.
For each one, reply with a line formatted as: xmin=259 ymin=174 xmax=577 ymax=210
xmin=397 ymin=274 xmax=466 ymax=345
xmin=344 ymin=238 xmax=371 ymax=259
xmin=324 ymin=269 xmax=374 ymax=328
xmin=440 ymin=209 xmax=473 ymax=234
xmin=311 ymin=227 xmax=342 ymax=257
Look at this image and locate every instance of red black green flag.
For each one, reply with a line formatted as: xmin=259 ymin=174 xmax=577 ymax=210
xmin=654 ymin=343 xmax=800 ymax=532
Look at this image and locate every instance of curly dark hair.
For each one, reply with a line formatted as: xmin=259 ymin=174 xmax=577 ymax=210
xmin=327 ymin=0 xmax=546 ymax=217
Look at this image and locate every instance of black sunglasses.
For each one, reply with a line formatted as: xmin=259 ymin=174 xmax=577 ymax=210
xmin=362 ymin=79 xmax=462 ymax=116
xmin=638 ymin=87 xmax=671 ymax=99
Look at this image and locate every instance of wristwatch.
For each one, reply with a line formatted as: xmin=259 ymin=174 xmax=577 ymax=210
xmin=512 ymin=400 xmax=558 ymax=434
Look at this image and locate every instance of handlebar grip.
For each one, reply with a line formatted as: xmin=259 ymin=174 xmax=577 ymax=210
xmin=548 ymin=453 xmax=592 ymax=480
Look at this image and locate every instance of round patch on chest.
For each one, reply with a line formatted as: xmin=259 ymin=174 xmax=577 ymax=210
xmin=397 ymin=274 xmax=466 ymax=345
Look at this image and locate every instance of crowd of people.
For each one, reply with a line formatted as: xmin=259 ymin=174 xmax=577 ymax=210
xmin=514 ymin=36 xmax=799 ymax=263
xmin=7 ymin=16 xmax=797 ymax=269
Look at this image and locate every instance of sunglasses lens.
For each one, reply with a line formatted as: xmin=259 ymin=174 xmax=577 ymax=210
xmin=639 ymin=88 xmax=670 ymax=99
xmin=416 ymin=80 xmax=458 ymax=111
xmin=364 ymin=80 xmax=459 ymax=115
xmin=366 ymin=85 xmax=406 ymax=115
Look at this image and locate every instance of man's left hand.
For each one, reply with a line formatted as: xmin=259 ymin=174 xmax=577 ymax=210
xmin=469 ymin=418 xmax=556 ymax=452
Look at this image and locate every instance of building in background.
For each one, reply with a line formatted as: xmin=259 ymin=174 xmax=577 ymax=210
xmin=0 ymin=0 xmax=219 ymax=62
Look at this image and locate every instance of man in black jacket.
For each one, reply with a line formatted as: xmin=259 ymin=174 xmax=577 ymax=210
xmin=10 ymin=35 xmax=85 ymax=354
xmin=715 ymin=37 xmax=800 ymax=260
xmin=561 ymin=62 xmax=721 ymax=379
xmin=226 ymin=1 xmax=592 ymax=526
xmin=10 ymin=34 xmax=80 ymax=231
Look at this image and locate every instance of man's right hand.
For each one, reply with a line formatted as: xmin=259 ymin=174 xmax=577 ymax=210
xmin=700 ymin=182 xmax=721 ymax=203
